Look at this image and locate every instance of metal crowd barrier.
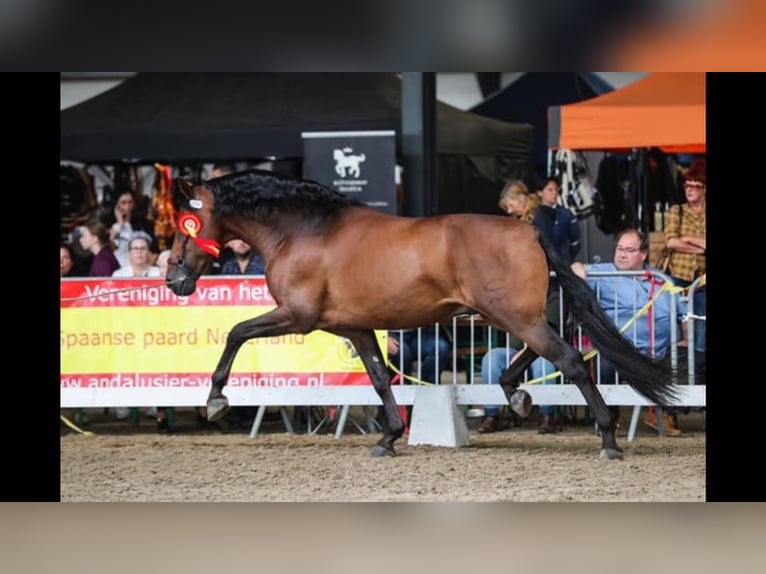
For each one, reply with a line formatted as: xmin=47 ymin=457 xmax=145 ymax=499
xmin=383 ymin=269 xmax=704 ymax=442
xmin=685 ymin=275 xmax=706 ymax=385
xmin=398 ymin=269 xmax=698 ymax=386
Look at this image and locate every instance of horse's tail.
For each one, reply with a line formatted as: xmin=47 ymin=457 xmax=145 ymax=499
xmin=537 ymin=232 xmax=679 ymax=405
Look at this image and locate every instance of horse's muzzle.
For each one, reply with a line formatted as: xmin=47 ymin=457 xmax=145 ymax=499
xmin=166 ymin=265 xmax=198 ymax=296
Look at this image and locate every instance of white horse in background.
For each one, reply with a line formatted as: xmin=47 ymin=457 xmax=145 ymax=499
xmin=333 ymin=148 xmax=366 ymax=178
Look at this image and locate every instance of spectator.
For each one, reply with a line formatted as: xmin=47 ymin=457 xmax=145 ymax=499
xmin=564 ymin=228 xmax=683 ymax=435
xmin=479 ymin=330 xmax=561 ymax=435
xmin=78 ymin=220 xmax=121 ymax=277
xmin=149 ymin=249 xmax=174 ymax=430
xmin=664 ymin=158 xmax=706 ymax=353
xmin=536 ymin=175 xmax=581 ymax=265
xmin=204 ymin=237 xmax=264 ymax=430
xmin=107 ymin=232 xmax=165 ymax=427
xmin=77 ymin=220 xmax=122 ymax=420
xmin=68 ymin=225 xmax=94 ymax=270
xmin=477 ymin=180 xmax=563 ymax=434
xmin=481 ymin=228 xmax=684 ymax=436
xmin=220 ymin=239 xmax=265 ymax=275
xmin=499 ymin=179 xmax=555 ymax=240
xmin=384 ymin=326 xmax=450 ymax=435
xmin=111 ymin=232 xmax=161 ymax=278
xmin=102 ymin=190 xmax=157 ymax=267
xmin=387 ymin=327 xmax=450 ymax=386
xmin=60 ymin=242 xmax=87 ymax=277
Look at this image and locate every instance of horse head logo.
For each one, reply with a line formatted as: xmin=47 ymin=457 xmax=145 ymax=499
xmin=336 ymin=337 xmax=360 ymax=366
xmin=333 ymin=147 xmax=366 ymax=178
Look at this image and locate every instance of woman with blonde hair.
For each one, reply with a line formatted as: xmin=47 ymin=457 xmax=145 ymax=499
xmin=498 ymin=180 xmax=541 ymax=224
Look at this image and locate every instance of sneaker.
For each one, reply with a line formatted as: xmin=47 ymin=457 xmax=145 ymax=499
xmin=477 ymin=416 xmax=509 ymax=434
xmin=538 ymin=415 xmax=560 ymax=434
xmin=644 ymin=411 xmax=682 ymax=437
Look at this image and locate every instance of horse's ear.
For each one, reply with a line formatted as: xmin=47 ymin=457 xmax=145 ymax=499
xmin=177 ymin=178 xmax=194 ymax=197
xmin=172 ymin=178 xmax=194 ymax=210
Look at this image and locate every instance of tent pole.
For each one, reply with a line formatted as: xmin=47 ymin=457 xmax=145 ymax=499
xmin=401 ymin=73 xmax=436 ymax=217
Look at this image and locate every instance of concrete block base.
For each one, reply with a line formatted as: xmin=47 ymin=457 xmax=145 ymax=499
xmin=407 ymin=385 xmax=469 ymax=447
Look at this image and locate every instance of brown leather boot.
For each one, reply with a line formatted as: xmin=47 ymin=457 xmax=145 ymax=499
xmin=538 ymin=415 xmax=559 ymax=434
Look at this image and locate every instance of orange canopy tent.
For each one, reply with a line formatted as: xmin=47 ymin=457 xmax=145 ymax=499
xmin=547 ymin=72 xmax=705 ymax=154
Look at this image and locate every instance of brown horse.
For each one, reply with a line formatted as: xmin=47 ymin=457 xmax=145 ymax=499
xmin=166 ymin=169 xmax=677 ymax=459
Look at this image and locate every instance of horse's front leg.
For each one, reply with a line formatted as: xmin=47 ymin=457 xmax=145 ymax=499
xmin=207 ymin=306 xmax=298 ymax=421
xmin=340 ymin=329 xmax=404 ymax=457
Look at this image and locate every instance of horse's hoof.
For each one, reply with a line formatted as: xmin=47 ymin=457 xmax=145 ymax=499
xmin=207 ymin=398 xmax=230 ymax=422
xmin=371 ymin=445 xmax=395 ymax=458
xmin=599 ymin=448 xmax=624 ymax=460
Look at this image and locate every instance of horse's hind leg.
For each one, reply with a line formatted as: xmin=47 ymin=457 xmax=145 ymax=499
xmin=339 ymin=330 xmax=405 ymax=457
xmin=519 ymin=321 xmax=623 ymax=459
xmin=206 ymin=307 xmax=298 ymax=421
xmin=497 ymin=346 xmax=539 ymax=392
xmin=558 ymin=344 xmax=622 ymax=459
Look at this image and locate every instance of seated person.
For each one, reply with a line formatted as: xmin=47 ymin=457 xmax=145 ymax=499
xmin=61 ymin=242 xmax=88 ymax=277
xmin=481 ymin=228 xmax=686 ymax=436
xmin=387 ymin=327 xmax=450 ymax=386
xmin=566 ymin=229 xmax=686 ymax=435
xmin=102 ymin=190 xmax=158 ymax=268
xmin=205 ymin=238 xmax=264 ymax=430
xmin=479 ymin=290 xmax=562 ymax=434
xmin=219 ymin=239 xmax=265 ymax=275
xmin=79 ymin=220 xmax=120 ymax=277
xmin=382 ymin=327 xmax=450 ymax=435
xmin=111 ymin=232 xmax=161 ymax=278
xmin=548 ymin=229 xmax=686 ymax=435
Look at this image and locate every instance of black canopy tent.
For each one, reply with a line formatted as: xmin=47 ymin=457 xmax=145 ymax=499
xmin=470 ymin=72 xmax=614 ymax=175
xmin=61 ymin=73 xmax=533 ymax=215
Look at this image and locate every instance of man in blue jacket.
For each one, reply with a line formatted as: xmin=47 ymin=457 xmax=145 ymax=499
xmin=480 ymin=228 xmax=685 ymax=435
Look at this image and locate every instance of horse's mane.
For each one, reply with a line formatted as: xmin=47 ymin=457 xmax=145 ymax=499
xmin=207 ymin=169 xmax=365 ymax=221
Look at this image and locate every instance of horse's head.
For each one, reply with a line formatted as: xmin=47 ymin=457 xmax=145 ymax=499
xmin=166 ymin=180 xmax=222 ymax=296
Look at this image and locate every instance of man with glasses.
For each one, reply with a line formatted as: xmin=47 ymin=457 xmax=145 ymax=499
xmin=480 ymin=228 xmax=685 ymax=436
xmin=568 ymin=228 xmax=685 ymax=435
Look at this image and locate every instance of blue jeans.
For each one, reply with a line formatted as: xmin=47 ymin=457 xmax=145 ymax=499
xmin=481 ymin=347 xmax=558 ymax=417
xmin=389 ymin=329 xmax=450 ymax=385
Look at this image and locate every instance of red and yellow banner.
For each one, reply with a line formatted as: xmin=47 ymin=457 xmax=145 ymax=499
xmin=60 ymin=277 xmax=384 ymax=389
